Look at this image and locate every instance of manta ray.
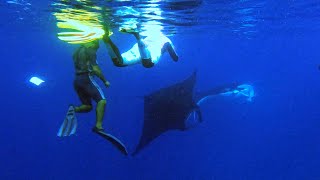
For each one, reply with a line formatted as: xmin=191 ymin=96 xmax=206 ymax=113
xmin=133 ymin=71 xmax=254 ymax=155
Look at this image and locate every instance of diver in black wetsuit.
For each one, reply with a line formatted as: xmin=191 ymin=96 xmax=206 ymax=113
xmin=72 ymin=40 xmax=110 ymax=132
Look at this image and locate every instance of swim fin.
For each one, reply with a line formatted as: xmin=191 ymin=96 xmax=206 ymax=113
xmin=57 ymin=105 xmax=77 ymax=137
xmin=92 ymin=127 xmax=128 ymax=156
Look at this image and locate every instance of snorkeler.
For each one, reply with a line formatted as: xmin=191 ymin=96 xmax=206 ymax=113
xmin=102 ymin=28 xmax=179 ymax=68
xmin=57 ymin=40 xmax=128 ymax=155
xmin=72 ymin=40 xmax=110 ymax=132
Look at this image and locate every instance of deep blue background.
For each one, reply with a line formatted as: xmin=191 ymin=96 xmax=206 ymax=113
xmin=1 ymin=8 xmax=320 ymax=179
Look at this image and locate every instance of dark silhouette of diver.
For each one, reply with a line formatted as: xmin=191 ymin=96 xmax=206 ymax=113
xmin=72 ymin=40 xmax=110 ymax=132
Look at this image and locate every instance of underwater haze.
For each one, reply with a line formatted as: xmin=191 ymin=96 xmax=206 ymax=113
xmin=1 ymin=0 xmax=320 ymax=179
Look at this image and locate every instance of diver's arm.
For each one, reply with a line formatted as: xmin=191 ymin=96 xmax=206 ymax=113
xmin=102 ymin=34 xmax=124 ymax=62
xmin=92 ymin=65 xmax=110 ymax=87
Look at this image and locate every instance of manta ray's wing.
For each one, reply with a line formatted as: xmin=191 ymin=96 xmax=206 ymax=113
xmin=133 ymin=71 xmax=198 ymax=155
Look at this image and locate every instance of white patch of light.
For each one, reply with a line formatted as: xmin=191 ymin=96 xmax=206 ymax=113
xmin=116 ymin=2 xmax=164 ymax=37
xmin=243 ymin=16 xmax=255 ymax=22
xmin=115 ymin=7 xmax=139 ymax=31
xmin=29 ymin=77 xmax=45 ymax=86
xmin=115 ymin=6 xmax=140 ymax=17
xmin=7 ymin=0 xmax=22 ymax=5
xmin=140 ymin=20 xmax=164 ymax=37
xmin=140 ymin=2 xmax=163 ymax=36
xmin=147 ymin=0 xmax=162 ymax=3
xmin=7 ymin=0 xmax=31 ymax=6
xmin=236 ymin=8 xmax=253 ymax=14
xmin=242 ymin=24 xmax=255 ymax=27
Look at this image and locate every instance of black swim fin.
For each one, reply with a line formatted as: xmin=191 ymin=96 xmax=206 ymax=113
xmin=92 ymin=128 xmax=128 ymax=156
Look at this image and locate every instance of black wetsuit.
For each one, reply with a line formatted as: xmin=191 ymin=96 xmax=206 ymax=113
xmin=73 ymin=46 xmax=105 ymax=105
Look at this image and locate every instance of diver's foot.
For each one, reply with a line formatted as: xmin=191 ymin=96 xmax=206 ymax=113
xmin=165 ymin=42 xmax=179 ymax=62
xmin=92 ymin=126 xmax=104 ymax=133
xmin=119 ymin=27 xmax=140 ymax=40
xmin=119 ymin=27 xmax=138 ymax=35
xmin=172 ymin=55 xmax=179 ymax=62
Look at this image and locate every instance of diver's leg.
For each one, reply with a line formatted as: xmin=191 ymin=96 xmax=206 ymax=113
xmin=162 ymin=42 xmax=179 ymax=62
xmin=103 ymin=36 xmax=127 ymax=67
xmin=88 ymin=75 xmax=107 ymax=129
xmin=119 ymin=28 xmax=153 ymax=67
xmin=131 ymin=33 xmax=154 ymax=68
xmin=74 ymin=104 xmax=92 ymax=113
xmin=73 ymin=77 xmax=93 ymax=113
xmin=95 ymin=99 xmax=106 ymax=129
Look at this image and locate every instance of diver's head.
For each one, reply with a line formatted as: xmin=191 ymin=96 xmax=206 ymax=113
xmin=82 ymin=40 xmax=100 ymax=49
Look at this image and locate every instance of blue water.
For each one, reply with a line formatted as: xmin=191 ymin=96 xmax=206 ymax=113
xmin=1 ymin=0 xmax=320 ymax=179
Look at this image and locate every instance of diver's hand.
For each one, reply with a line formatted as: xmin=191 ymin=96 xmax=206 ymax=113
xmin=102 ymin=28 xmax=111 ymax=41
xmin=102 ymin=34 xmax=111 ymax=43
xmin=102 ymin=32 xmax=108 ymax=39
xmin=104 ymin=81 xmax=110 ymax=88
